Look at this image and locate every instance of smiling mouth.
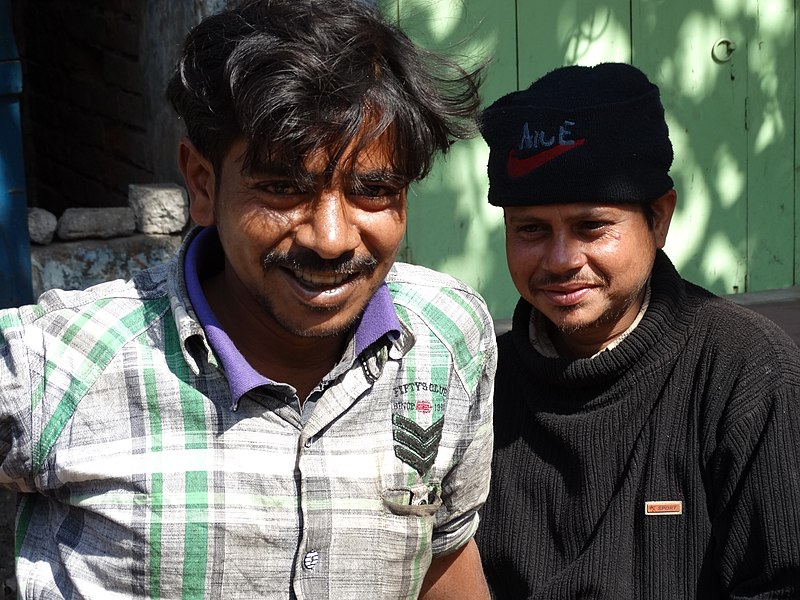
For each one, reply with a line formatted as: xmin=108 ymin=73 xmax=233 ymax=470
xmin=289 ymin=267 xmax=358 ymax=289
xmin=540 ymin=285 xmax=596 ymax=307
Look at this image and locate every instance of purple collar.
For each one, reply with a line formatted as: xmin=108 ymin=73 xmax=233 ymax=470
xmin=184 ymin=227 xmax=401 ymax=407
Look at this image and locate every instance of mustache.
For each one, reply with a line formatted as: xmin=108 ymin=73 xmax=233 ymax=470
xmin=533 ymin=272 xmax=608 ymax=288
xmin=262 ymin=249 xmax=379 ymax=274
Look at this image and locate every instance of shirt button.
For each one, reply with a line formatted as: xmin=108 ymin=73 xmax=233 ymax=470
xmin=303 ymin=550 xmax=320 ymax=570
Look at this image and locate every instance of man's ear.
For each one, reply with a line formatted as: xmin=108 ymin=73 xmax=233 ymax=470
xmin=651 ymin=189 xmax=677 ymax=249
xmin=178 ymin=137 xmax=216 ymax=226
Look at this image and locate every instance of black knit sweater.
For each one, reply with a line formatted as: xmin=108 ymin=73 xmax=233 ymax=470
xmin=477 ymin=251 xmax=800 ymax=599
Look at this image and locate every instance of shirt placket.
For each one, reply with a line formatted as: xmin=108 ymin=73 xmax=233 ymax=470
xmin=291 ymin=349 xmax=384 ymax=600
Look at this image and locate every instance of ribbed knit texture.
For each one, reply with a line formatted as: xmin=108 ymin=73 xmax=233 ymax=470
xmin=477 ymin=251 xmax=800 ymax=599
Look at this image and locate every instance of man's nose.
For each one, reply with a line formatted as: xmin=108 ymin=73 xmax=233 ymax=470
xmin=295 ymin=190 xmax=361 ymax=259
xmin=544 ymin=232 xmax=586 ymax=274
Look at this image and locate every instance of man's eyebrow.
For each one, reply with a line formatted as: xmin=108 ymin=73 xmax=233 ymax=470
xmin=574 ymin=206 xmax=619 ymax=218
xmin=355 ymin=170 xmax=408 ymax=185
xmin=241 ymin=165 xmax=408 ymax=187
xmin=505 ymin=216 xmax=545 ymax=226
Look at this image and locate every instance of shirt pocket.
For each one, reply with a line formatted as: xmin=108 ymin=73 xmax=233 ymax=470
xmin=382 ymin=482 xmax=442 ymax=517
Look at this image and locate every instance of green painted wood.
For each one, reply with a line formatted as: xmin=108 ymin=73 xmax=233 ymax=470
xmin=388 ymin=0 xmax=637 ymax=319
xmin=744 ymin=0 xmax=795 ymax=291
xmin=517 ymin=0 xmax=632 ymax=83
xmin=383 ymin=0 xmax=798 ymax=316
xmin=385 ymin=0 xmax=520 ymax=319
xmin=632 ymin=0 xmax=750 ymax=295
xmin=633 ymin=0 xmax=795 ymax=294
xmin=797 ymin=0 xmax=800 ymax=287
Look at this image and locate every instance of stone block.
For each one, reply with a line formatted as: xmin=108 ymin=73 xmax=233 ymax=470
xmin=57 ymin=207 xmax=136 ymax=241
xmin=30 ymin=234 xmax=182 ymax=299
xmin=128 ymin=183 xmax=189 ymax=234
xmin=27 ymin=207 xmax=58 ymax=245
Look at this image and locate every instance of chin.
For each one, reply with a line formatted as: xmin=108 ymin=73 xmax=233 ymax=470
xmin=278 ymin=309 xmax=363 ymax=339
xmin=545 ymin=306 xmax=604 ymax=336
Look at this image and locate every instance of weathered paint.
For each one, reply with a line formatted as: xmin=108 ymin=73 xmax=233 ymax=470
xmin=384 ymin=0 xmax=797 ymax=317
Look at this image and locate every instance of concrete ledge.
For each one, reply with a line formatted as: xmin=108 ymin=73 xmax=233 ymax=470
xmin=30 ymin=234 xmax=182 ymax=299
xmin=725 ymin=286 xmax=800 ymax=306
xmin=494 ymin=319 xmax=512 ymax=336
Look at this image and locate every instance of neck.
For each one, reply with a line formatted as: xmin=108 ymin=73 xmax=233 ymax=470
xmin=203 ymin=270 xmax=347 ymax=401
xmin=550 ymin=326 xmax=613 ymax=359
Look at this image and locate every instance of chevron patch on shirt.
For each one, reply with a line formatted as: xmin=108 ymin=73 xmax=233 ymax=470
xmin=392 ymin=414 xmax=444 ymax=475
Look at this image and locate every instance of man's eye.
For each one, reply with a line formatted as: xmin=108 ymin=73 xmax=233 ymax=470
xmin=582 ymin=221 xmax=607 ymax=230
xmin=355 ymin=185 xmax=397 ymax=198
xmin=259 ymin=181 xmax=304 ymax=195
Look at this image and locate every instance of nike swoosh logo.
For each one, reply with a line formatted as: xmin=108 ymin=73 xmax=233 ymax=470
xmin=507 ymin=138 xmax=586 ymax=178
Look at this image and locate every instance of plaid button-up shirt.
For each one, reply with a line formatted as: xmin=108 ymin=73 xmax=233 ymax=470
xmin=0 ymin=236 xmax=496 ymax=599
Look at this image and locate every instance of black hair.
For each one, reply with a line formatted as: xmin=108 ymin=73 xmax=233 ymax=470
xmin=166 ymin=0 xmax=484 ymax=185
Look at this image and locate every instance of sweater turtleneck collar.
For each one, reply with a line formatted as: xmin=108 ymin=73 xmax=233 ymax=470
xmin=509 ymin=250 xmax=693 ymax=390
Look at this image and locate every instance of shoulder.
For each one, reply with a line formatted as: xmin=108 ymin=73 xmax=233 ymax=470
xmin=682 ymin=286 xmax=800 ymax=423
xmin=687 ymin=285 xmax=799 ymax=363
xmin=386 ymin=263 xmax=497 ymax=387
xmin=386 ymin=262 xmax=493 ymax=343
xmin=0 ymin=263 xmax=173 ymax=357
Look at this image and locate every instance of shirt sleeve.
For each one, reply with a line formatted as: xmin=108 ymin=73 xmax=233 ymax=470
xmin=706 ymin=333 xmax=800 ymax=596
xmin=430 ymin=307 xmax=497 ymax=556
xmin=0 ymin=307 xmax=36 ymax=493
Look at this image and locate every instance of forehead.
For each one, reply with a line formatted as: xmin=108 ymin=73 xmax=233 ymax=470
xmin=504 ymin=202 xmax=644 ymax=223
xmin=226 ymin=127 xmax=399 ymax=178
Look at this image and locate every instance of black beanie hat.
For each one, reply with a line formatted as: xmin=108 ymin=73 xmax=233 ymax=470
xmin=480 ymin=62 xmax=674 ymax=207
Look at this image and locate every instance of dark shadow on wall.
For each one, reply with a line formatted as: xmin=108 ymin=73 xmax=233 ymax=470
xmin=9 ymin=0 xmax=205 ymax=216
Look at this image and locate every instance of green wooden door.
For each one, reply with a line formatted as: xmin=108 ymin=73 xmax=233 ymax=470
xmin=380 ymin=0 xmax=519 ymax=319
xmin=382 ymin=0 xmax=797 ymax=318
xmin=633 ymin=0 xmax=796 ymax=294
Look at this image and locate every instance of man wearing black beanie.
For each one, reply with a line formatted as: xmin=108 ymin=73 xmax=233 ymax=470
xmin=475 ymin=63 xmax=800 ymax=599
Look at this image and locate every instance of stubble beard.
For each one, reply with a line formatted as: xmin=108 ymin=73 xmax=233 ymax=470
xmin=253 ymin=292 xmax=365 ymax=339
xmin=256 ymin=248 xmax=382 ymax=339
xmin=548 ymin=281 xmax=647 ymax=338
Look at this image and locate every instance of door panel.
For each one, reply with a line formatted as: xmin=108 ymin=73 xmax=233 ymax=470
xmin=382 ymin=0 xmax=796 ymax=317
xmin=388 ymin=0 xmax=520 ymax=318
xmin=744 ymin=0 xmax=795 ymax=291
xmin=517 ymin=0 xmax=632 ymax=81
xmin=632 ymin=1 xmax=750 ymax=293
xmin=633 ymin=0 xmax=795 ymax=294
xmin=797 ymin=0 xmax=800 ymax=287
xmin=386 ymin=0 xmax=636 ymax=318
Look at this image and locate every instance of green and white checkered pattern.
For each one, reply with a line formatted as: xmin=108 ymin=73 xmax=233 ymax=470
xmin=0 ymin=249 xmax=495 ymax=600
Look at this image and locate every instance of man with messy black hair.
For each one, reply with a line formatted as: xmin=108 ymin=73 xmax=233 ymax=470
xmin=0 ymin=1 xmax=495 ymax=598
xmin=167 ymin=0 xmax=479 ymax=186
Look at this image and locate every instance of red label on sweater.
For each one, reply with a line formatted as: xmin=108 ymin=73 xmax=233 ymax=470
xmin=645 ymin=501 xmax=683 ymax=515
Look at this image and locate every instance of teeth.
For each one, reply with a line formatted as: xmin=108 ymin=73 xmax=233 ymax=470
xmin=293 ymin=268 xmax=351 ymax=287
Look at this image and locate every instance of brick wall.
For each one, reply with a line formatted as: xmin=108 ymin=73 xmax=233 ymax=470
xmin=13 ymin=0 xmax=154 ymax=214
xmin=10 ymin=1 xmax=228 ymax=217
